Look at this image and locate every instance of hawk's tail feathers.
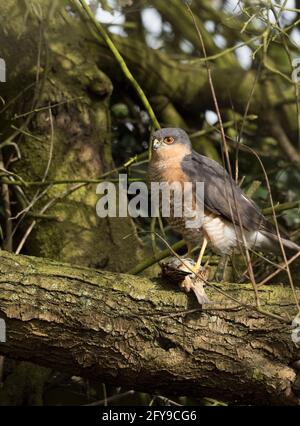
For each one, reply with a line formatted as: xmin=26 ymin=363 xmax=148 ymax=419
xmin=260 ymin=230 xmax=300 ymax=255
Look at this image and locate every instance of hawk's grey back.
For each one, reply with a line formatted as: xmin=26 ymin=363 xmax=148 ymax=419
xmin=181 ymin=151 xmax=267 ymax=232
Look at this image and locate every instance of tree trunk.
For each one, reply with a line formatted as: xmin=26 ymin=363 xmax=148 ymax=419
xmin=0 ymin=0 xmax=144 ymax=271
xmin=0 ymin=249 xmax=299 ymax=405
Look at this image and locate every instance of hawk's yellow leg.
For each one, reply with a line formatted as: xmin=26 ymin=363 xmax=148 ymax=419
xmin=194 ymin=237 xmax=208 ymax=272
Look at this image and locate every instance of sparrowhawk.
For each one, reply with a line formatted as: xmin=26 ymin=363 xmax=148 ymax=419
xmin=148 ymin=127 xmax=300 ymax=274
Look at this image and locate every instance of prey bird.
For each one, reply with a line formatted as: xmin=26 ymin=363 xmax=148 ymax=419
xmin=148 ymin=127 xmax=300 ymax=276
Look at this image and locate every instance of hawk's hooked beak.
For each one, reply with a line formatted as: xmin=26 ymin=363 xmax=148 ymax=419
xmin=152 ymin=138 xmax=162 ymax=150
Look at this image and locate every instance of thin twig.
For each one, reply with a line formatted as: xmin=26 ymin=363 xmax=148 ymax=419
xmin=0 ymin=152 xmax=13 ymax=251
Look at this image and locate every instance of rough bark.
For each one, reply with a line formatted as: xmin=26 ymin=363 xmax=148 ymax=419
xmin=0 ymin=1 xmax=145 ymax=404
xmin=0 ymin=249 xmax=300 ymax=405
xmin=0 ymin=0 xmax=144 ymax=271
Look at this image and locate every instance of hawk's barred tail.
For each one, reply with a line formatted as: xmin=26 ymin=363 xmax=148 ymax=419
xmin=261 ymin=230 xmax=300 ymax=255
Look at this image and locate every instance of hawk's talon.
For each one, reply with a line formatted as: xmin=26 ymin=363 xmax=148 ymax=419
xmin=159 ymin=256 xmax=210 ymax=305
xmin=180 ymin=275 xmax=194 ymax=292
xmin=180 ymin=275 xmax=210 ymax=305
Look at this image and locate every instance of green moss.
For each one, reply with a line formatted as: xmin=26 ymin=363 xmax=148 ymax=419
xmin=251 ymin=368 xmax=264 ymax=382
xmin=0 ymin=3 xmax=144 ymax=272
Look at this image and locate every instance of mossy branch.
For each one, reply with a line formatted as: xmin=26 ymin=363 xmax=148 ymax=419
xmin=0 ymin=249 xmax=300 ymax=405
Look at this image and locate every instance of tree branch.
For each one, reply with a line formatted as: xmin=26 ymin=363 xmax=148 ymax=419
xmin=0 ymin=250 xmax=299 ymax=405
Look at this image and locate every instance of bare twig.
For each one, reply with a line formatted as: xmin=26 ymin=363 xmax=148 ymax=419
xmin=0 ymin=152 xmax=12 ymax=252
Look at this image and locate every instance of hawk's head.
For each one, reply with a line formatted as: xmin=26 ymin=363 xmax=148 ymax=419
xmin=151 ymin=128 xmax=192 ymax=153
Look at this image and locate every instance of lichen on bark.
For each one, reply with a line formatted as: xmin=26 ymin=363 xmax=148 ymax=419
xmin=0 ymin=1 xmax=144 ymax=271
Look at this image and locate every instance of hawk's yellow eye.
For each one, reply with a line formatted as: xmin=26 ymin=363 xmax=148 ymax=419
xmin=164 ymin=136 xmax=174 ymax=145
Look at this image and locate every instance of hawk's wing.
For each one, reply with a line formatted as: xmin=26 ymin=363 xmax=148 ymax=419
xmin=181 ymin=151 xmax=267 ymax=232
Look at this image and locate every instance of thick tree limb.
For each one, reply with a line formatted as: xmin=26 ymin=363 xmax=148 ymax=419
xmin=0 ymin=250 xmax=300 ymax=405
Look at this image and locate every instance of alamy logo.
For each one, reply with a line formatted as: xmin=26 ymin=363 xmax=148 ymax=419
xmin=0 ymin=318 xmax=6 ymax=343
xmin=0 ymin=57 xmax=6 ymax=82
xmin=96 ymin=174 xmax=205 ymax=229
xmin=291 ymin=315 xmax=300 ymax=346
xmin=292 ymin=58 xmax=300 ymax=83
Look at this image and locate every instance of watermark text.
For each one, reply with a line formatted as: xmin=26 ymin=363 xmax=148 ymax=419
xmin=0 ymin=57 xmax=6 ymax=82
